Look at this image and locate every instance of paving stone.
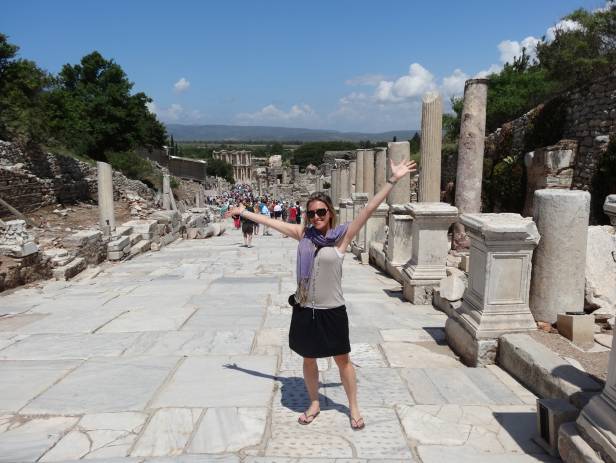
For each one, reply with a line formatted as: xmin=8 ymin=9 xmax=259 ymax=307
xmin=381 ymin=342 xmax=461 ymax=368
xmin=380 ymin=327 xmax=446 ymax=343
xmin=0 ymin=360 xmax=80 ymax=412
xmin=23 ymin=356 xmax=179 ymax=414
xmin=0 ymin=414 xmax=79 ymax=463
xmin=0 ymin=314 xmax=47 ymax=332
xmin=188 ymin=407 xmax=267 ymax=453
xmin=40 ymin=412 xmax=147 ymax=461
xmin=131 ymin=408 xmax=201 ymax=457
xmin=98 ymin=305 xmax=197 ymax=333
xmin=348 ymin=343 xmax=387 ymax=367
xmin=280 ymin=345 xmax=330 ymax=371
xmin=0 ymin=333 xmax=140 ymax=360
xmin=423 ymin=368 xmax=493 ymax=404
xmin=322 ymin=367 xmax=413 ymax=407
xmin=417 ymin=445 xmax=557 ymax=462
xmin=398 ymin=368 xmax=447 ymax=405
xmin=152 ymin=355 xmax=277 ymax=408
xmin=17 ymin=306 xmax=128 ymax=335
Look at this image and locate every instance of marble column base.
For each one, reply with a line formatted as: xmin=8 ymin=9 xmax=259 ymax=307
xmin=402 ymin=277 xmax=441 ymax=305
xmin=369 ymin=241 xmax=386 ymax=271
xmin=445 ymin=314 xmax=499 ymax=367
xmin=576 ymin=394 xmax=616 ymax=463
xmin=558 ymin=422 xmax=604 ymax=463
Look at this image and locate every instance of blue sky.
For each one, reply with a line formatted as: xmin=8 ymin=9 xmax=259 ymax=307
xmin=2 ymin=0 xmax=609 ymax=132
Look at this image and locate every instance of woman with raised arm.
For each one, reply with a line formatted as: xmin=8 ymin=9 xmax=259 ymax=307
xmin=225 ymin=158 xmax=416 ymax=430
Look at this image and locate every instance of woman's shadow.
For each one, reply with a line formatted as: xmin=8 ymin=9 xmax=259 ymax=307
xmin=223 ymin=363 xmax=350 ymax=414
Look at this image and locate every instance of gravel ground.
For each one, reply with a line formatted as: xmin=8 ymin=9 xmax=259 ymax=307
xmin=530 ymin=330 xmax=611 ymax=384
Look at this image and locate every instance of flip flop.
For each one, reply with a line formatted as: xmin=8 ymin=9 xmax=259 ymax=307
xmin=350 ymin=417 xmax=365 ymax=430
xmin=298 ymin=410 xmax=320 ymax=425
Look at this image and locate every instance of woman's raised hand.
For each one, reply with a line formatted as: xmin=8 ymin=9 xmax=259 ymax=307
xmin=224 ymin=204 xmax=245 ymax=219
xmin=390 ymin=158 xmax=418 ymax=181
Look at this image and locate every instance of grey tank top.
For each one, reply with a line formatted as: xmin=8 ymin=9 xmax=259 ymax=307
xmin=305 ymin=246 xmax=345 ymax=309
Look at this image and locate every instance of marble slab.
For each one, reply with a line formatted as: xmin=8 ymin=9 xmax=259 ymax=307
xmin=22 ymin=356 xmax=179 ymax=414
xmin=40 ymin=412 xmax=148 ymax=461
xmin=188 ymin=407 xmax=267 ymax=453
xmin=0 ymin=360 xmax=80 ymax=412
xmin=0 ymin=415 xmax=78 ymax=463
xmin=152 ymin=355 xmax=277 ymax=408
xmin=131 ymin=408 xmax=201 ymax=457
xmin=381 ymin=342 xmax=461 ymax=368
xmin=98 ymin=305 xmax=197 ymax=333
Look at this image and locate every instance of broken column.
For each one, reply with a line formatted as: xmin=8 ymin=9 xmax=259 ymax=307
xmin=162 ymin=174 xmax=172 ymax=210
xmin=605 ymin=194 xmax=616 ymax=226
xmin=97 ymin=161 xmax=115 ymax=235
xmin=351 ymin=192 xmax=369 ymax=263
xmin=402 ymin=203 xmax=458 ymax=304
xmin=529 ymin=189 xmax=590 ymax=324
xmin=355 ymin=150 xmax=365 ymax=194
xmin=445 ymin=213 xmax=540 ymax=366
xmin=452 ymin=79 xmax=489 ymax=251
xmin=338 ymin=163 xmax=350 ymax=224
xmin=363 ymin=149 xmax=375 ymax=198
xmin=330 ymin=165 xmax=339 ymax=211
xmin=374 ymin=147 xmax=387 ymax=193
xmin=574 ymin=331 xmax=616 ymax=463
xmin=418 ymin=92 xmax=443 ymax=202
xmin=383 ymin=141 xmax=413 ymax=281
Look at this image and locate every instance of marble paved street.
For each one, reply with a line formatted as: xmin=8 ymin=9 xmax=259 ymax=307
xmin=0 ymin=225 xmax=557 ymax=462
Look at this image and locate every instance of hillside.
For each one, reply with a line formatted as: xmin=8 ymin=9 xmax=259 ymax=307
xmin=166 ymin=124 xmax=417 ymax=142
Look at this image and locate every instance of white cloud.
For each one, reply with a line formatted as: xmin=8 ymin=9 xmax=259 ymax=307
xmin=546 ymin=19 xmax=585 ymax=42
xmin=146 ymin=101 xmax=202 ymax=123
xmin=345 ymin=73 xmax=388 ymax=86
xmin=237 ymin=104 xmax=317 ymax=124
xmin=498 ymin=36 xmax=540 ymax=64
xmin=441 ymin=69 xmax=468 ymax=97
xmin=474 ymin=64 xmax=502 ymax=78
xmin=374 ymin=63 xmax=436 ymax=103
xmin=595 ymin=0 xmax=615 ymax=12
xmin=173 ymin=77 xmax=191 ymax=93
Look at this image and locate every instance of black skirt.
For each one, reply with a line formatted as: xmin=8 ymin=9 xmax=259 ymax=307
xmin=289 ymin=305 xmax=350 ymax=358
xmin=241 ymin=222 xmax=254 ymax=235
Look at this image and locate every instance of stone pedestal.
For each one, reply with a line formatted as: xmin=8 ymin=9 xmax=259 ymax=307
xmin=386 ymin=142 xmax=411 ymax=205
xmin=605 ymin=194 xmax=616 ymax=226
xmin=363 ymin=149 xmax=375 ymax=198
xmin=366 ymin=203 xmax=389 ymax=249
xmin=97 ymin=161 xmax=115 ymax=235
xmin=384 ymin=205 xmax=413 ymax=282
xmin=355 ymin=150 xmax=365 ymax=194
xmin=402 ymin=202 xmax=458 ymax=304
xmin=453 ymin=79 xmax=488 ymax=251
xmin=529 ymin=189 xmax=590 ymax=324
xmin=445 ymin=213 xmax=540 ymax=366
xmin=0 ymin=220 xmax=38 ymax=257
xmin=575 ymin=331 xmax=616 ymax=463
xmin=374 ymin=148 xmax=387 ymax=193
xmin=351 ymin=193 xmax=369 ymax=262
xmin=418 ymin=92 xmax=443 ymax=202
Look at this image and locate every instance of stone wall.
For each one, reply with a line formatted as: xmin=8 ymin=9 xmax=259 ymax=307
xmin=484 ymin=69 xmax=616 ymax=219
xmin=0 ymin=141 xmax=154 ymax=218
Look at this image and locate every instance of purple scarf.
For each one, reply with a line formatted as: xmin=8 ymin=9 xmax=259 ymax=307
xmin=296 ymin=223 xmax=348 ymax=305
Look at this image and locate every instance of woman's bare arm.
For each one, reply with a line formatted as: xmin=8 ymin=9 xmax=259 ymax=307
xmin=225 ymin=207 xmax=304 ymax=240
xmin=337 ymin=158 xmax=417 ymax=253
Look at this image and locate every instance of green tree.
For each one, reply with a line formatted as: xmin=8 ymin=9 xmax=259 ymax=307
xmin=0 ymin=34 xmax=53 ymax=143
xmin=50 ymin=51 xmax=166 ymax=161
xmin=207 ymin=158 xmax=234 ymax=183
xmin=536 ymin=5 xmax=616 ymax=88
xmin=408 ymin=132 xmax=421 ymax=154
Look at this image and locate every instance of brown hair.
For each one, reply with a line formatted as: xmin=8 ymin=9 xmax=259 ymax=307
xmin=305 ymin=192 xmax=337 ymax=229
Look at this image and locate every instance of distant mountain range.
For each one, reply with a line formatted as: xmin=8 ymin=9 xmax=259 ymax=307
xmin=166 ymin=124 xmax=417 ymax=142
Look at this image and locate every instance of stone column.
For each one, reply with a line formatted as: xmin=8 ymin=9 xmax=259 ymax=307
xmin=351 ymin=193 xmax=369 ymax=262
xmin=445 ymin=213 xmax=540 ymax=366
xmin=363 ymin=149 xmax=375 ymax=198
xmin=386 ymin=142 xmax=411 ymax=206
xmin=339 ymin=165 xmax=350 ymax=223
xmin=355 ymin=150 xmax=365 ymax=193
xmin=330 ymin=166 xmax=339 ymax=206
xmin=162 ymin=174 xmax=171 ymax=210
xmin=453 ymin=79 xmax=489 ymax=251
xmin=374 ymin=148 xmax=387 ymax=194
xmin=576 ymin=331 xmax=616 ymax=462
xmin=529 ymin=190 xmax=590 ymax=324
xmin=605 ymin=194 xmax=616 ymax=226
xmin=97 ymin=162 xmax=115 ymax=235
xmin=401 ymin=203 xmax=458 ymax=304
xmin=418 ymin=92 xmax=443 ymax=202
xmin=366 ymin=203 xmax=389 ymax=253
xmin=348 ymin=160 xmax=357 ymax=195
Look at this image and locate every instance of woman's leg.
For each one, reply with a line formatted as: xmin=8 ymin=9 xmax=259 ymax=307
xmin=302 ymin=357 xmax=320 ymax=418
xmin=334 ymin=354 xmax=362 ymax=422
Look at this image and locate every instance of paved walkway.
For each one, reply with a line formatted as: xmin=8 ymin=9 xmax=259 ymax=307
xmin=0 ymin=224 xmax=557 ymax=462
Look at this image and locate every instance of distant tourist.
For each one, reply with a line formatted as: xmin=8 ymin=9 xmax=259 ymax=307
xmin=241 ymin=202 xmax=256 ymax=247
xmin=225 ymin=158 xmax=417 ymax=430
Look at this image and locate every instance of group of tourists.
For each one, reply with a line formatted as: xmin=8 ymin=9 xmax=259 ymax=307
xmin=225 ymin=158 xmax=417 ymax=431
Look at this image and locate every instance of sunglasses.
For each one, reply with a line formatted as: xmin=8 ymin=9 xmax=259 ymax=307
xmin=306 ymin=208 xmax=328 ymax=219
